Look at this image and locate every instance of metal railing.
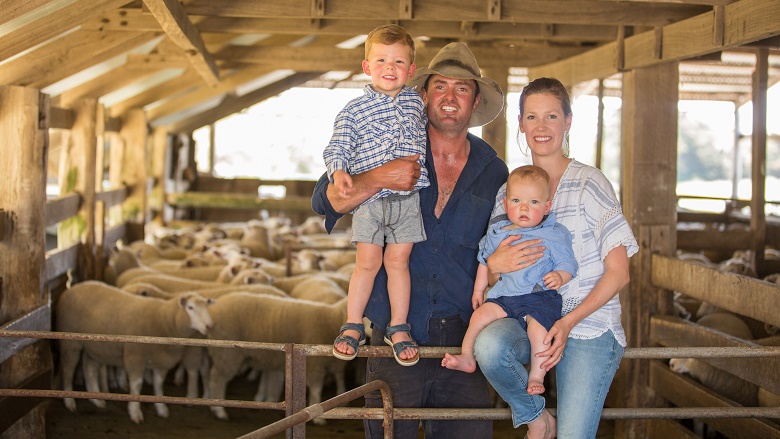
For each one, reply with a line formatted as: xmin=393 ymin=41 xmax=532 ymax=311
xmin=1 ymin=330 xmax=779 ymax=439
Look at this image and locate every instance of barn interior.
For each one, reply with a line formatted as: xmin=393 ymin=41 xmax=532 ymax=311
xmin=1 ymin=1 xmax=780 ymax=438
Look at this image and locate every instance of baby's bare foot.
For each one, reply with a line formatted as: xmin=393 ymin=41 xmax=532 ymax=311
xmin=527 ymin=378 xmax=545 ymax=395
xmin=441 ymin=353 xmax=477 ymax=373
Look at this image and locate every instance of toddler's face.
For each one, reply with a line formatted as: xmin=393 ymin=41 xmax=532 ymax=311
xmin=362 ymin=43 xmax=416 ymax=97
xmin=503 ymin=177 xmax=551 ymax=228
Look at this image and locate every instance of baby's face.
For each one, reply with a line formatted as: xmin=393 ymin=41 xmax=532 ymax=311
xmin=503 ymin=177 xmax=551 ymax=228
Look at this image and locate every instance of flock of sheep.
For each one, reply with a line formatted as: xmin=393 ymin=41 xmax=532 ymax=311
xmin=52 ymin=214 xmax=780 ymax=428
xmin=54 ymin=216 xmax=358 ymax=424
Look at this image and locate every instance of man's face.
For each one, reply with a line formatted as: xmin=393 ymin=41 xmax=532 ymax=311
xmin=421 ymin=75 xmax=480 ymax=133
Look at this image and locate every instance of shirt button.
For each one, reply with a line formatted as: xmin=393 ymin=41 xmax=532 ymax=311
xmin=499 ymin=276 xmax=503 ymax=281
xmin=432 ymin=274 xmax=438 ymax=278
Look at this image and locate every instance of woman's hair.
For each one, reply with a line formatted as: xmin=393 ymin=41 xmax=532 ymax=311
xmin=364 ymin=24 xmax=416 ymax=63
xmin=518 ymin=77 xmax=572 ymax=117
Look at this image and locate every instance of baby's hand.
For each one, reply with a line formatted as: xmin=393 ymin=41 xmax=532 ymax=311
xmin=471 ymin=290 xmax=484 ymax=310
xmin=543 ymin=271 xmax=564 ymax=290
xmin=333 ymin=171 xmax=354 ymax=197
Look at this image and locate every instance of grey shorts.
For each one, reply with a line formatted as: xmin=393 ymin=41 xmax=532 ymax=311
xmin=351 ymin=192 xmax=426 ymax=246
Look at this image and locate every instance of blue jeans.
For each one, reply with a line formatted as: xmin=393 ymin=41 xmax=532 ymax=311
xmin=364 ymin=315 xmax=493 ymax=439
xmin=475 ymin=318 xmax=624 ymax=438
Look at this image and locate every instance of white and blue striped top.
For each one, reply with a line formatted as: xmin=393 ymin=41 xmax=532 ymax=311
xmin=489 ymin=159 xmax=638 ymax=347
xmin=323 ymin=84 xmax=429 ymax=208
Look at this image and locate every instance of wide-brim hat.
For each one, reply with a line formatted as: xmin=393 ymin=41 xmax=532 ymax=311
xmin=407 ymin=42 xmax=504 ymax=128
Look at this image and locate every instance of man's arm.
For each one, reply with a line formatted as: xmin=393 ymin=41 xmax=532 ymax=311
xmin=312 ymin=155 xmax=422 ymax=232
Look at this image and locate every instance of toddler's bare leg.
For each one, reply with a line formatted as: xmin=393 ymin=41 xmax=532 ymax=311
xmin=526 ymin=316 xmax=549 ymax=395
xmin=442 ymin=303 xmax=506 ymax=373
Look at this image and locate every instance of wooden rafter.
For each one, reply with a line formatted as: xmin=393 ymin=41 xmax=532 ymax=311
xmin=529 ymin=0 xmax=780 ymax=85
xmin=142 ymin=0 xmax=220 ymax=86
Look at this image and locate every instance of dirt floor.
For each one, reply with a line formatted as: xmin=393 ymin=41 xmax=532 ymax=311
xmin=44 ymin=370 xmax=614 ymax=438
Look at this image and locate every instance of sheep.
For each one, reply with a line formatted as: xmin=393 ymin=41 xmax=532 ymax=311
xmin=669 ymin=312 xmax=757 ymax=407
xmin=206 ymin=293 xmax=348 ymax=423
xmin=272 ymin=272 xmax=350 ymax=295
xmin=287 ymin=275 xmax=347 ymax=304
xmin=56 ymin=281 xmax=213 ymax=423
xmin=123 ymin=281 xmax=287 ymax=300
xmin=116 ymin=268 xmax=273 ymax=294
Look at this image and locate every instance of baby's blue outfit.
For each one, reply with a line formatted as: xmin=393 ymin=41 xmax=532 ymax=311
xmin=478 ymin=212 xmax=578 ymax=331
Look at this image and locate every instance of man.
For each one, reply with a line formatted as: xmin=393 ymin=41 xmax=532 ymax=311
xmin=312 ymin=42 xmax=508 ymax=438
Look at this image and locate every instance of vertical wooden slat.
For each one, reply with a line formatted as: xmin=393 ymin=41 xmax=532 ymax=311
xmin=480 ymin=65 xmax=509 ymax=161
xmin=119 ymin=108 xmax=149 ymax=243
xmin=0 ymin=84 xmax=50 ymax=437
xmin=616 ymin=62 xmax=679 ymax=439
xmin=751 ymin=48 xmax=768 ymax=277
xmin=57 ymin=98 xmax=98 ymax=281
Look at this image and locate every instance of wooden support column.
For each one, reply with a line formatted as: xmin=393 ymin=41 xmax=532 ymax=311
xmin=480 ymin=66 xmax=509 ymax=160
xmin=118 ymin=109 xmax=149 ymax=243
xmin=0 ymin=85 xmax=51 ymax=437
xmin=57 ymin=98 xmax=99 ymax=281
xmin=615 ymin=62 xmax=679 ymax=439
xmin=148 ymin=126 xmax=168 ymax=232
xmin=751 ymin=48 xmax=768 ymax=277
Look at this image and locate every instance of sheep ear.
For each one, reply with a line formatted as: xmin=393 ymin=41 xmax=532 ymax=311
xmin=179 ymin=296 xmax=189 ymax=307
xmin=207 ymin=298 xmax=216 ymax=306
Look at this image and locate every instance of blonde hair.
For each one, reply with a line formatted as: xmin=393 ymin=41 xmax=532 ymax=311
xmin=507 ymin=165 xmax=551 ymax=195
xmin=364 ymin=24 xmax=415 ymax=62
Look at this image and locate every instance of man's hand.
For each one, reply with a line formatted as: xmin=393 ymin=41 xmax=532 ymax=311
xmin=327 ymin=154 xmax=422 ymax=214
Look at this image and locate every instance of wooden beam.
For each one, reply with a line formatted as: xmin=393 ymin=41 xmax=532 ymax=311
xmin=145 ymin=66 xmax=275 ymax=121
xmin=166 ymin=71 xmax=324 ymax=132
xmin=142 ymin=0 xmax=220 ymax=86
xmin=165 ymin=192 xmax=314 ymax=211
xmin=651 ymin=315 xmax=780 ymax=394
xmin=0 ymin=0 xmax=131 ymax=63
xmin=650 ymin=361 xmax=780 ymax=439
xmin=677 ymin=229 xmax=754 ymax=251
xmin=529 ymin=0 xmax=780 ymax=85
xmin=0 ymin=29 xmax=159 ymax=88
xmin=45 ymin=194 xmax=81 ymax=228
xmin=57 ymin=65 xmax=159 ymax=109
xmin=216 ymin=45 xmax=588 ymax=70
xmin=651 ymin=255 xmax=780 ymax=328
xmin=751 ymin=48 xmax=768 ymax=277
xmin=45 ymin=244 xmax=80 ymax=281
xmin=108 ymin=69 xmax=202 ymax=118
xmin=180 ymin=0 xmax=708 ymax=26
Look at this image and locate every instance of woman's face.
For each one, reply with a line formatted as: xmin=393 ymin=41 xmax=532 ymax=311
xmin=519 ymin=93 xmax=572 ymax=158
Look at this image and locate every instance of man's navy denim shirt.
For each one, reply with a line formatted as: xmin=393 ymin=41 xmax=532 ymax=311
xmin=311 ymin=133 xmax=508 ymax=344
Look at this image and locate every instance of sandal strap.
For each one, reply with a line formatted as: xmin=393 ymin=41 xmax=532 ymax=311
xmin=339 ymin=322 xmax=366 ymax=337
xmin=390 ymin=340 xmax=418 ymax=353
xmin=385 ymin=323 xmax=412 ymax=337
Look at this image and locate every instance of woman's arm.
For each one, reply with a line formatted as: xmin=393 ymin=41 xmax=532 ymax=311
xmin=538 ymin=245 xmax=630 ymax=369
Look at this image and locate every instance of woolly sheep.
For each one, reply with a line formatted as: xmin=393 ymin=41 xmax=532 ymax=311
xmin=288 ymin=275 xmax=347 ymax=304
xmin=669 ymin=312 xmax=757 ymax=406
xmin=206 ymin=293 xmax=348 ymax=423
xmin=272 ymin=272 xmax=350 ymax=295
xmin=56 ymin=281 xmax=213 ymax=423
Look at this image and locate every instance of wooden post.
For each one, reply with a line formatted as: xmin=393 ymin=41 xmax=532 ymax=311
xmin=751 ymin=48 xmax=768 ymax=277
xmin=148 ymin=126 xmax=169 ymax=231
xmin=480 ymin=66 xmax=509 ymax=160
xmin=57 ymin=98 xmax=98 ymax=281
xmin=595 ymin=78 xmax=605 ymax=170
xmin=0 ymin=85 xmax=50 ymax=437
xmin=118 ymin=109 xmax=148 ymax=243
xmin=616 ymin=61 xmax=679 ymax=439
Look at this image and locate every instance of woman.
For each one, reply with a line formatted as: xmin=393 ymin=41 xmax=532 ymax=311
xmin=474 ymin=77 xmax=638 ymax=439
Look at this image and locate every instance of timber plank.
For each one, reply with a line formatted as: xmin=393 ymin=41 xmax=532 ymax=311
xmin=651 ymin=255 xmax=780 ymax=328
xmin=650 ymin=361 xmax=780 ymax=439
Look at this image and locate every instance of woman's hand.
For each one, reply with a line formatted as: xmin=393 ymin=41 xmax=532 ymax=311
xmin=485 ymin=235 xmax=545 ymax=281
xmin=539 ymin=316 xmax=574 ymax=370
